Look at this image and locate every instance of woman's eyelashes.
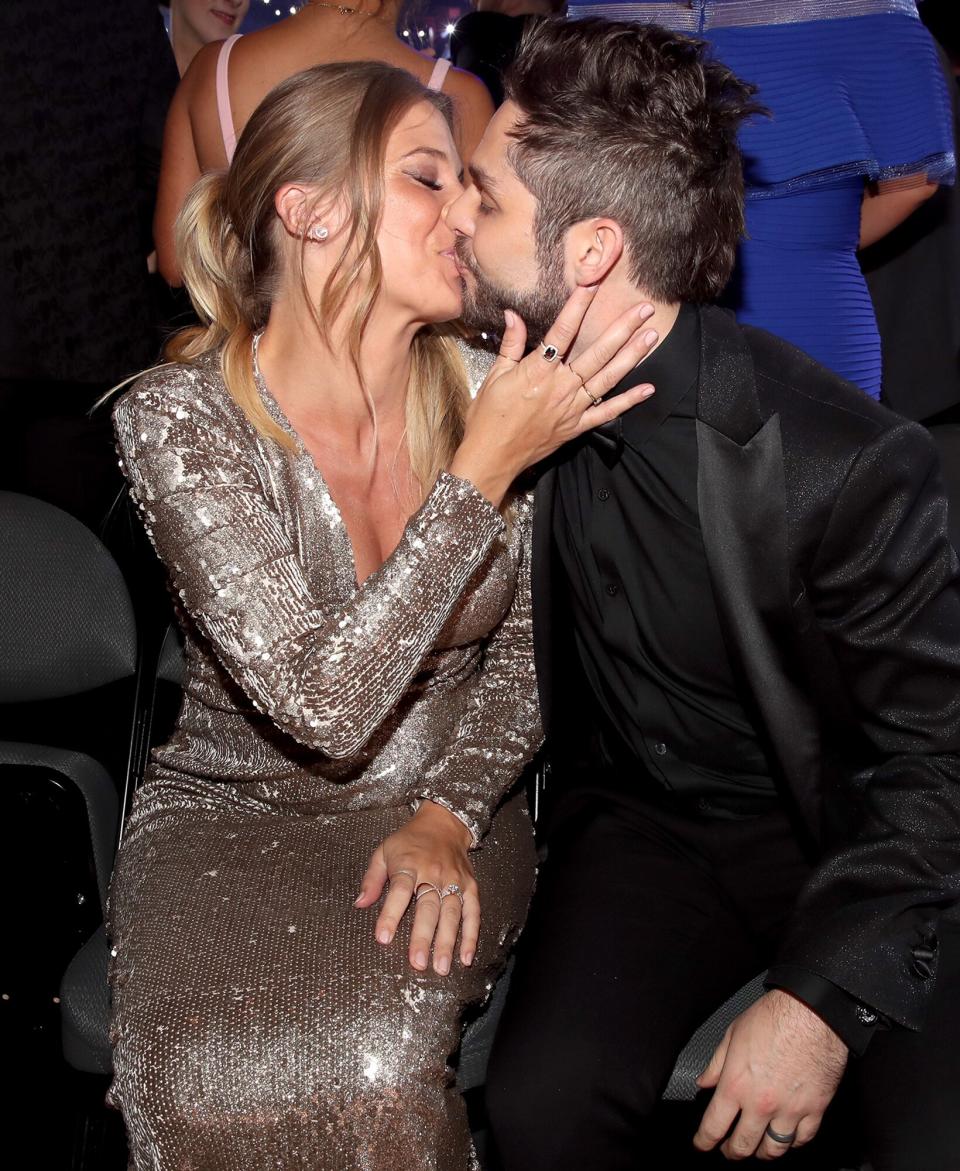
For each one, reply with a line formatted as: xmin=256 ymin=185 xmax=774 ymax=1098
xmin=409 ymin=172 xmax=444 ymax=192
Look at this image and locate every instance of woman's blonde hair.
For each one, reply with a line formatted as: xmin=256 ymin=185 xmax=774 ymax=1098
xmin=168 ymin=60 xmax=469 ymax=503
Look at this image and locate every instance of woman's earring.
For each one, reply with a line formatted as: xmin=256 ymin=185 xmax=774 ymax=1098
xmin=308 ymin=225 xmax=329 ymax=242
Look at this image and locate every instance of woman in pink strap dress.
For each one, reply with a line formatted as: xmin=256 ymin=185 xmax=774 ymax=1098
xmin=155 ymin=0 xmax=494 ymax=285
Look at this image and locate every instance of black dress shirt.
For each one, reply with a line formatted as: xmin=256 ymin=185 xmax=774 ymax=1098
xmin=554 ymin=303 xmax=778 ymax=811
xmin=551 ymin=302 xmax=885 ymax=1053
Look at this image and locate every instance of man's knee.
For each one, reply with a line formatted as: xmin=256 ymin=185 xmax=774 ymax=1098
xmin=485 ymin=1021 xmax=662 ymax=1167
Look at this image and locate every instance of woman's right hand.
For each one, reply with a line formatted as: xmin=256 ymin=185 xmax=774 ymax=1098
xmin=449 ymin=286 xmax=659 ymax=506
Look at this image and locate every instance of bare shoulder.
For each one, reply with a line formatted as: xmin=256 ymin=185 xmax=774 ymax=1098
xmin=444 ymin=64 xmax=494 ymax=106
xmin=442 ymin=66 xmax=496 ymax=161
xmin=179 ymin=39 xmax=223 ymax=104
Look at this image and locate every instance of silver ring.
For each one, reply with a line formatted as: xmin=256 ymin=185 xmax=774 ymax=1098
xmin=389 ymin=868 xmax=416 ymax=884
xmin=539 ymin=342 xmax=560 ymax=363
xmin=582 ymin=385 xmax=601 ymax=407
xmin=764 ymin=1124 xmax=797 ymax=1145
xmin=440 ymin=883 xmax=464 ymax=904
xmin=414 ymin=882 xmax=443 ymax=904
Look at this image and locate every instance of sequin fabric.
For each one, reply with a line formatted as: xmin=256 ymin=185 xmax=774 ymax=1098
xmin=107 ymin=344 xmax=540 ymax=1169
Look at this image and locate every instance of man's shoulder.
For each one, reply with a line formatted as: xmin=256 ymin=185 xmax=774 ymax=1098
xmin=735 ymin=321 xmax=904 ymax=452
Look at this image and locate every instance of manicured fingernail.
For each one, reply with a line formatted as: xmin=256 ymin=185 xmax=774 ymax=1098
xmin=377 ymin=928 xmax=391 ymax=944
xmin=414 ymin=950 xmax=428 ymax=969
xmin=436 ymin=956 xmax=450 ymax=975
xmin=639 ymin=383 xmax=655 ymax=397
xmin=643 ymin=330 xmax=658 ymax=346
xmin=640 ymin=303 xmax=655 ymax=319
xmin=463 ymin=950 xmax=475 ymax=966
xmin=504 ymin=309 xmax=516 ymax=328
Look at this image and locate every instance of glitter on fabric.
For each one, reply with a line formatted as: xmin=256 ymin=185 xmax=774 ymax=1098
xmin=107 ymin=344 xmax=540 ymax=1169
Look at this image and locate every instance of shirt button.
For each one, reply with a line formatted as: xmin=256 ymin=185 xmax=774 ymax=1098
xmin=605 ymin=583 xmax=619 ymax=597
xmin=654 ymin=742 xmax=667 ymax=756
xmin=597 ymin=488 xmax=610 ymax=502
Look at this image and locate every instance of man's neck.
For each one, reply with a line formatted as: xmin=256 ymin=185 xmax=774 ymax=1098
xmin=568 ymin=288 xmax=682 ymax=368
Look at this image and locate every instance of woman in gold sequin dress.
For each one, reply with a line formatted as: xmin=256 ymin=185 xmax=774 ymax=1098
xmin=107 ymin=61 xmax=657 ymax=1169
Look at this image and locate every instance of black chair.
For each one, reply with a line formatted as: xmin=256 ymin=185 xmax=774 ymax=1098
xmin=59 ymin=619 xmax=184 ymax=1085
xmin=0 ymin=491 xmax=151 ymax=1166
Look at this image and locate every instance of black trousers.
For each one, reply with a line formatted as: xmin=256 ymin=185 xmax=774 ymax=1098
xmin=485 ymin=788 xmax=960 ymax=1171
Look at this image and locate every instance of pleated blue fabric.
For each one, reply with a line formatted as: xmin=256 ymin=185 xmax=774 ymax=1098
xmin=567 ymin=1 xmax=956 ymax=398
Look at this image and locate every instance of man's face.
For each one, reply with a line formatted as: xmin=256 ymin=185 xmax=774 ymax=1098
xmin=446 ymin=102 xmax=570 ymax=340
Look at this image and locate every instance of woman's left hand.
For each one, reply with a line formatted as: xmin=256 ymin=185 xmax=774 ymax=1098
xmin=355 ymin=801 xmax=479 ymax=976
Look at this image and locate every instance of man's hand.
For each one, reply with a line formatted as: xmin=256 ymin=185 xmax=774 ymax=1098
xmin=693 ymin=989 xmax=849 ymax=1160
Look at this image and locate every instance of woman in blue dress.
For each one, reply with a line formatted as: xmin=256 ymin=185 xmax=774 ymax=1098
xmin=566 ymin=0 xmax=956 ymax=399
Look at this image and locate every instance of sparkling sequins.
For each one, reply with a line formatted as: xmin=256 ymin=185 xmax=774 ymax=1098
xmin=107 ymin=348 xmax=540 ymax=1169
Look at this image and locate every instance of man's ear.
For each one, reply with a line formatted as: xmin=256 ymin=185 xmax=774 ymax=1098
xmin=568 ymin=218 xmax=625 ymax=287
xmin=274 ymin=183 xmax=343 ymax=241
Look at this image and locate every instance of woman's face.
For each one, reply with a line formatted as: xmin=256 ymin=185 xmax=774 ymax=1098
xmin=172 ymin=0 xmax=250 ymax=45
xmin=374 ymin=102 xmax=466 ymax=326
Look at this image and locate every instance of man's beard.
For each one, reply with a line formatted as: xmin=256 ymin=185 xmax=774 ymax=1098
xmin=454 ymin=236 xmax=569 ymax=343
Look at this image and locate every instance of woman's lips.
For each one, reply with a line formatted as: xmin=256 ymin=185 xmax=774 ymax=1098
xmin=210 ymin=9 xmax=237 ymax=28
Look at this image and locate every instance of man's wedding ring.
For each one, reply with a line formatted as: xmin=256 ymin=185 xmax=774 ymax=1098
xmin=764 ymin=1124 xmax=797 ymax=1145
xmin=539 ymin=342 xmax=561 ymax=362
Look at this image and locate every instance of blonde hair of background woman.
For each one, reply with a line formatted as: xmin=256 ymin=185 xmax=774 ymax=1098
xmin=170 ymin=61 xmax=470 ymax=506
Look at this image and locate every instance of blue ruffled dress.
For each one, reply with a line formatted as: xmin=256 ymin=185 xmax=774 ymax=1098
xmin=567 ymin=0 xmax=956 ymax=398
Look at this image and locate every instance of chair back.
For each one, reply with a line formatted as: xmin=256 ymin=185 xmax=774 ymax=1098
xmin=0 ymin=492 xmax=137 ymax=702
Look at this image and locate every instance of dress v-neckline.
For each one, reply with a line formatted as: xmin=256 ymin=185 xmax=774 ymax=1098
xmin=251 ymin=333 xmax=362 ymax=592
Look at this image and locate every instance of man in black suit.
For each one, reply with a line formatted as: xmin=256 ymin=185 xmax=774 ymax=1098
xmin=446 ymin=18 xmax=960 ymax=1169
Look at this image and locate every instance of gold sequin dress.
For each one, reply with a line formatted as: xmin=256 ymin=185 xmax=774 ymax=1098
xmin=106 ymin=343 xmax=541 ymax=1170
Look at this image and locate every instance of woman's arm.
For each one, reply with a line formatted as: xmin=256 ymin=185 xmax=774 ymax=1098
xmin=413 ymin=494 xmax=542 ymax=845
xmin=860 ymin=175 xmax=940 ymax=250
xmin=154 ymin=45 xmax=221 ymax=285
xmin=114 ymin=368 xmax=507 ymax=759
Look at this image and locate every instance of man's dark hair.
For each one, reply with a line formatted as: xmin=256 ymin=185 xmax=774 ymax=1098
xmin=503 ymin=18 xmax=764 ymax=303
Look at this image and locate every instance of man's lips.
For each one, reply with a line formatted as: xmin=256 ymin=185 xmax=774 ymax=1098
xmin=452 ymin=246 xmax=477 ymax=280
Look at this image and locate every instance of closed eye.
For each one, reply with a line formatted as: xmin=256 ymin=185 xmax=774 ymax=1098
xmin=410 ymin=173 xmax=443 ymax=191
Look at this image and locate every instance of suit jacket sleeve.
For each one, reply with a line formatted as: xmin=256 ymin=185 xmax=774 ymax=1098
xmin=770 ymin=418 xmax=960 ymax=1030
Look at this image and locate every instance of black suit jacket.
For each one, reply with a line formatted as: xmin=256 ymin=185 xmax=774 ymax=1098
xmin=533 ymin=304 xmax=960 ymax=1031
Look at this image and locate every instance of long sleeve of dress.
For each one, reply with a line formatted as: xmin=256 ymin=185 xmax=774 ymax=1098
xmin=413 ymin=495 xmax=544 ymax=845
xmin=113 ymin=362 xmax=507 ymax=761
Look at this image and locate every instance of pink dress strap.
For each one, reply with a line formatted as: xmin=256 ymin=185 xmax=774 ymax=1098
xmin=216 ymin=34 xmax=243 ymax=165
xmin=427 ymin=57 xmax=451 ymax=93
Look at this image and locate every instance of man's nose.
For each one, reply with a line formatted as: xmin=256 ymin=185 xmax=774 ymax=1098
xmin=443 ymin=186 xmax=476 ymax=237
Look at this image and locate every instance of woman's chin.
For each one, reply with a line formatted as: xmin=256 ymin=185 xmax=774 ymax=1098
xmin=421 ymin=294 xmax=464 ymax=326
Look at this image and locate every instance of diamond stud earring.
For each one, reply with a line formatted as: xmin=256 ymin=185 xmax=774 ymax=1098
xmin=308 ymin=225 xmax=329 ymax=242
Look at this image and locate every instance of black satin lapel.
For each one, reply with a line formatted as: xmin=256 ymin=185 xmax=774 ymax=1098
xmin=532 ymin=466 xmax=557 ymax=739
xmin=697 ymin=415 xmax=822 ymax=833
